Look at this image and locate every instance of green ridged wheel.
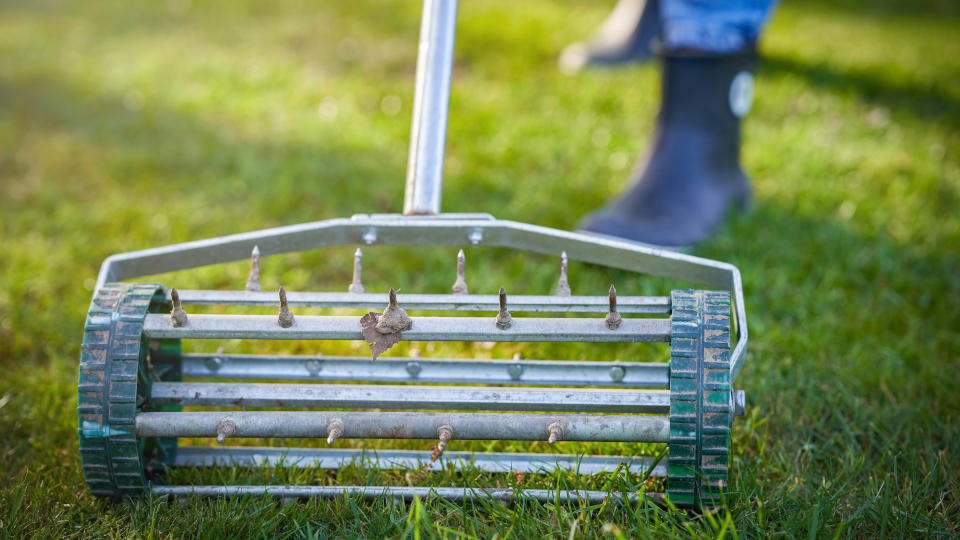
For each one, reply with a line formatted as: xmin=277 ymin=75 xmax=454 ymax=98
xmin=667 ymin=290 xmax=732 ymax=508
xmin=77 ymin=283 xmax=182 ymax=497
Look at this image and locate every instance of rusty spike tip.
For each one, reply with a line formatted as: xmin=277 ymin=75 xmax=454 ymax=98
xmin=605 ymin=283 xmax=622 ymax=330
xmin=376 ymin=287 xmax=412 ymax=334
xmin=547 ymin=422 xmax=563 ymax=444
xmin=216 ymin=419 xmax=235 ymax=444
xmin=496 ymin=287 xmax=512 ymax=329
xmin=437 ymin=424 xmax=454 ymax=454
xmin=349 ymin=248 xmax=364 ymax=293
xmin=326 ymin=420 xmax=344 ymax=445
xmin=169 ymin=288 xmax=189 ymax=327
xmin=278 ymin=286 xmax=295 ymax=328
xmin=245 ymin=245 xmax=261 ymax=292
xmin=451 ymin=249 xmax=468 ymax=294
xmin=555 ymin=251 xmax=571 ymax=296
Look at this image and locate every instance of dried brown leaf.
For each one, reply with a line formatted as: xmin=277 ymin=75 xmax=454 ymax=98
xmin=360 ymin=312 xmax=402 ymax=360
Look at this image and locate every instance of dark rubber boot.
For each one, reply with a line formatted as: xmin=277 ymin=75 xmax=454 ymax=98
xmin=559 ymin=0 xmax=659 ymax=74
xmin=579 ymin=51 xmax=756 ymax=248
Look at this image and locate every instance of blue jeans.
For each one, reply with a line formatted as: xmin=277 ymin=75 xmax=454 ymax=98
xmin=660 ymin=0 xmax=778 ymax=54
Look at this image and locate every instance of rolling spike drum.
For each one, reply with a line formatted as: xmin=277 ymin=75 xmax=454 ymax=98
xmin=77 ymin=0 xmax=749 ymax=509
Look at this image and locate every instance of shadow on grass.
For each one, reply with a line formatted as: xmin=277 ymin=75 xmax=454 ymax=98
xmin=760 ymin=53 xmax=960 ymax=129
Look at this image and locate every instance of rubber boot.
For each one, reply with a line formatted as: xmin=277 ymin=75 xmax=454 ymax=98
xmin=578 ymin=51 xmax=756 ymax=248
xmin=559 ymin=0 xmax=659 ymax=74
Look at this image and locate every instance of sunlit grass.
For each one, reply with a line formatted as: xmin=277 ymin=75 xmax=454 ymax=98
xmin=1 ymin=0 xmax=958 ymax=537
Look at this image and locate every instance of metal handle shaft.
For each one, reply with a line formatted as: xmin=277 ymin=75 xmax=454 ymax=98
xmin=403 ymin=0 xmax=458 ymax=215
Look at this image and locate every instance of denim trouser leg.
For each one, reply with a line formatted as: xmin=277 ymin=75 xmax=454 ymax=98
xmin=660 ymin=0 xmax=779 ymax=54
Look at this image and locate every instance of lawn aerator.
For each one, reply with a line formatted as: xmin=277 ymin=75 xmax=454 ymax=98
xmin=77 ymin=0 xmax=748 ymax=508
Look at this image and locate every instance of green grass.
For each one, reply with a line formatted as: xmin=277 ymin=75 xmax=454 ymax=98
xmin=1 ymin=0 xmax=958 ymax=537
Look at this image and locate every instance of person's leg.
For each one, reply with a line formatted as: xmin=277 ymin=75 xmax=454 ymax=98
xmin=579 ymin=0 xmax=778 ymax=248
xmin=558 ymin=0 xmax=660 ymax=74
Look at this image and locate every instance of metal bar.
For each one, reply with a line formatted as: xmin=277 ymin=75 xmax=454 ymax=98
xmin=142 ymin=314 xmax=671 ymax=342
xmin=94 ymin=214 xmax=746 ymax=380
xmin=174 ymin=290 xmax=670 ymax=314
xmin=151 ymin=484 xmax=660 ymax=503
xmin=173 ymin=446 xmax=667 ymax=476
xmin=403 ymin=0 xmax=458 ymax=215
xmin=135 ymin=411 xmax=670 ymax=442
xmin=182 ymin=354 xmax=669 ymax=387
xmin=150 ymin=382 xmax=670 ymax=413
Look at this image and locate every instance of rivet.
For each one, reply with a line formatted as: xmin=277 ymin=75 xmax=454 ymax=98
xmin=467 ymin=229 xmax=483 ymax=246
xmin=305 ymin=358 xmax=322 ymax=376
xmin=406 ymin=361 xmax=422 ymax=377
xmin=609 ymin=366 xmax=625 ymax=383
xmin=205 ymin=353 xmax=224 ymax=372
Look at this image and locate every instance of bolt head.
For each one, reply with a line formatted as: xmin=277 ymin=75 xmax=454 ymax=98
xmin=406 ymin=361 xmax=422 ymax=377
xmin=609 ymin=366 xmax=625 ymax=382
xmin=305 ymin=359 xmax=322 ymax=376
xmin=508 ymin=364 xmax=524 ymax=380
xmin=204 ymin=356 xmax=224 ymax=372
xmin=467 ymin=229 xmax=483 ymax=245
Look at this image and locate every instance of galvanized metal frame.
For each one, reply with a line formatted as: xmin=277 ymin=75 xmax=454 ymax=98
xmin=180 ymin=353 xmax=670 ymax=386
xmin=94 ymin=214 xmax=747 ymax=380
xmin=172 ymin=446 xmax=667 ymax=476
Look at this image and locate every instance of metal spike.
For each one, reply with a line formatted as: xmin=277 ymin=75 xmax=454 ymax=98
xmin=348 ymin=248 xmax=365 ymax=294
xmin=605 ymin=284 xmax=622 ymax=330
xmin=216 ymin=419 xmax=235 ymax=444
xmin=555 ymin=252 xmax=571 ymax=296
xmin=376 ymin=287 xmax=412 ymax=334
xmin=547 ymin=422 xmax=563 ymax=444
xmin=169 ymin=288 xmax=188 ymax=327
xmin=245 ymin=245 xmax=261 ymax=292
xmin=326 ymin=420 xmax=344 ymax=445
xmin=278 ymin=287 xmax=295 ymax=328
xmin=496 ymin=287 xmax=512 ymax=329
xmin=451 ymin=249 xmax=468 ymax=295
xmin=436 ymin=424 xmax=454 ymax=454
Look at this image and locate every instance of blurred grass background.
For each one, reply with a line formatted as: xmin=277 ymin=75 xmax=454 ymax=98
xmin=0 ymin=0 xmax=958 ymax=537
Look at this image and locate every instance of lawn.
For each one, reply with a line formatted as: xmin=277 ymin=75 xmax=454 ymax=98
xmin=1 ymin=0 xmax=958 ymax=537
